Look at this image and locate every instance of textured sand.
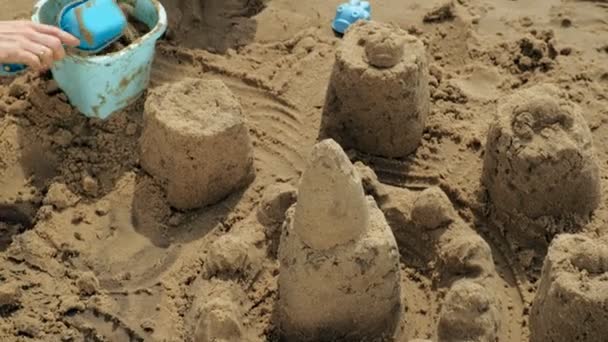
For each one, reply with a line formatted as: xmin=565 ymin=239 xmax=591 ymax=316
xmin=1 ymin=0 xmax=608 ymax=341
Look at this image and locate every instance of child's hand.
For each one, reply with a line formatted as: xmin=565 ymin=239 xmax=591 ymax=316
xmin=0 ymin=20 xmax=80 ymax=71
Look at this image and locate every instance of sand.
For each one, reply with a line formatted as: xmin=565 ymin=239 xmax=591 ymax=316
xmin=320 ymin=21 xmax=430 ymax=158
xmin=278 ymin=140 xmax=401 ymax=341
xmin=0 ymin=0 xmax=608 ymax=341
xmin=140 ymin=78 xmax=254 ymax=210
xmin=530 ymin=234 xmax=608 ymax=342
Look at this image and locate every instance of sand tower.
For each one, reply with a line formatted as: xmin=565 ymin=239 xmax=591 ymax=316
xmin=530 ymin=234 xmax=608 ymax=342
xmin=140 ymin=78 xmax=254 ymax=210
xmin=482 ymin=84 xmax=600 ymax=245
xmin=277 ymin=139 xmax=401 ymax=341
xmin=320 ymin=20 xmax=430 ymax=158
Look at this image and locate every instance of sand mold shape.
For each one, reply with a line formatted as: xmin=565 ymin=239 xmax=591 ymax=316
xmin=482 ymin=83 xmax=600 ymax=248
xmin=321 ymin=21 xmax=430 ymax=158
xmin=278 ymin=140 xmax=402 ymax=341
xmin=140 ymin=78 xmax=255 ymax=210
xmin=530 ymin=234 xmax=608 ymax=342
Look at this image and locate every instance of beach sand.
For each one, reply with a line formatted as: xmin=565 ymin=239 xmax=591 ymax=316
xmin=0 ymin=0 xmax=607 ymax=341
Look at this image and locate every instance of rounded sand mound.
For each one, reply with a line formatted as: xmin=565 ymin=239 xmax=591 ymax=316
xmin=189 ymin=280 xmax=248 ymax=342
xmin=438 ymin=280 xmax=500 ymax=342
xmin=411 ymin=186 xmax=457 ymax=230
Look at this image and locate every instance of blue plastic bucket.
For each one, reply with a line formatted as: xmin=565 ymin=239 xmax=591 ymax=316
xmin=32 ymin=0 xmax=167 ymax=119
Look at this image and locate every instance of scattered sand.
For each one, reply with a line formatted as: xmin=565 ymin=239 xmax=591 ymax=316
xmin=102 ymin=3 xmax=152 ymax=54
xmin=0 ymin=0 xmax=607 ymax=341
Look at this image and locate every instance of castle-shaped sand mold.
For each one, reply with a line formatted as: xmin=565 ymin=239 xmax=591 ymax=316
xmin=530 ymin=234 xmax=608 ymax=342
xmin=140 ymin=78 xmax=255 ymax=210
xmin=482 ymin=84 xmax=601 ymax=250
xmin=320 ymin=21 xmax=430 ymax=158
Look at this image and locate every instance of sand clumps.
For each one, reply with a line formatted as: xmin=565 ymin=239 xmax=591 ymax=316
xmin=409 ymin=187 xmax=501 ymax=341
xmin=482 ymin=84 xmax=600 ymax=245
xmin=411 ymin=187 xmax=456 ymax=230
xmin=438 ymin=280 xmax=500 ymax=342
xmin=140 ymin=78 xmax=254 ymax=210
xmin=437 ymin=232 xmax=495 ymax=281
xmin=203 ymin=233 xmax=260 ymax=282
xmin=43 ymin=183 xmax=79 ymax=211
xmin=0 ymin=119 xmax=41 ymax=229
xmin=277 ymin=139 xmax=401 ymax=341
xmin=257 ymin=183 xmax=297 ymax=256
xmin=411 ymin=187 xmax=496 ymax=281
xmin=190 ymin=280 xmax=249 ymax=342
xmin=423 ymin=0 xmax=456 ymax=23
xmin=0 ymin=282 xmax=22 ymax=316
xmin=75 ymin=271 xmax=100 ymax=296
xmin=321 ymin=21 xmax=430 ymax=158
xmin=530 ymin=234 xmax=608 ymax=342
xmin=356 ymin=176 xmax=502 ymax=341
xmin=256 ymin=183 xmax=297 ymax=227
xmin=364 ymin=29 xmax=406 ymax=69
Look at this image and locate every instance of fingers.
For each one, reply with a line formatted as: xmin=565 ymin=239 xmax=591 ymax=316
xmin=4 ymin=21 xmax=80 ymax=47
xmin=0 ymin=42 xmax=42 ymax=70
xmin=15 ymin=50 xmax=43 ymax=70
xmin=20 ymin=39 xmax=54 ymax=69
xmin=31 ymin=23 xmax=80 ymax=47
xmin=24 ymin=29 xmax=65 ymax=60
xmin=0 ymin=20 xmax=80 ymax=70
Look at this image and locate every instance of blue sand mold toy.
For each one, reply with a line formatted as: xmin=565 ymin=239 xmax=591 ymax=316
xmin=59 ymin=0 xmax=127 ymax=53
xmin=0 ymin=63 xmax=27 ymax=76
xmin=1 ymin=0 xmax=126 ymax=76
xmin=332 ymin=0 xmax=371 ymax=34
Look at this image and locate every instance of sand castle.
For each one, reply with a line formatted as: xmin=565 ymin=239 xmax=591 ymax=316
xmin=1 ymin=1 xmax=608 ymax=341
xmin=482 ymin=84 xmax=601 ymax=247
xmin=139 ymin=78 xmax=255 ymax=210
xmin=277 ymin=139 xmax=401 ymax=341
xmin=321 ymin=21 xmax=430 ymax=158
xmin=530 ymin=234 xmax=608 ymax=342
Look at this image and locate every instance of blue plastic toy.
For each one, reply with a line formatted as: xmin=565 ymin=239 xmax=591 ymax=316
xmin=0 ymin=63 xmax=27 ymax=76
xmin=59 ymin=0 xmax=127 ymax=53
xmin=332 ymin=0 xmax=371 ymax=35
